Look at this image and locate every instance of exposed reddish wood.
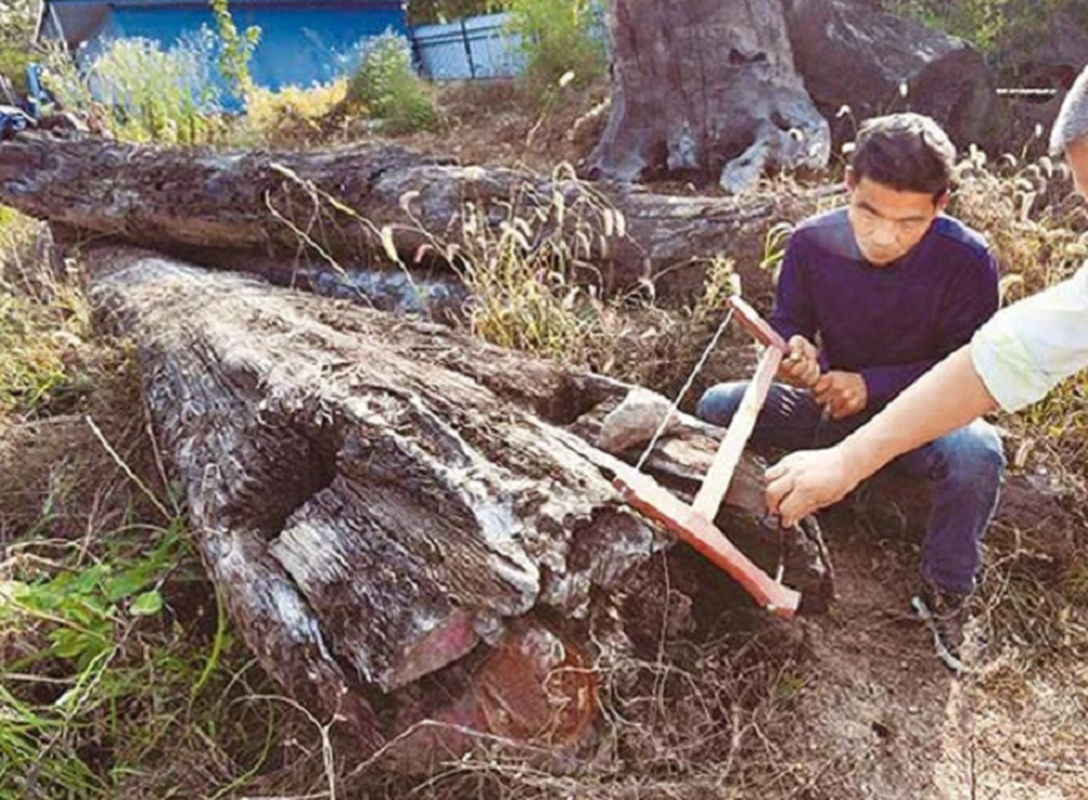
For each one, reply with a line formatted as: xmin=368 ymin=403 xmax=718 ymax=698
xmin=614 ymin=471 xmax=801 ymax=617
xmin=729 ymin=295 xmax=788 ymax=351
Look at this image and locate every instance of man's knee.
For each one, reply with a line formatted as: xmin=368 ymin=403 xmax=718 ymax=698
xmin=940 ymin=421 xmax=1006 ymax=480
xmin=696 ymin=381 xmax=748 ymax=426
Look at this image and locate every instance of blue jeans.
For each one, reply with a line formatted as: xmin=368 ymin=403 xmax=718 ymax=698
xmin=696 ymin=382 xmax=1005 ymax=594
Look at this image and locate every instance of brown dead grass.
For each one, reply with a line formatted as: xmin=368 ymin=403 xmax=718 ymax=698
xmin=0 ymin=333 xmax=171 ymax=542
xmin=332 ymin=78 xmax=610 ymax=172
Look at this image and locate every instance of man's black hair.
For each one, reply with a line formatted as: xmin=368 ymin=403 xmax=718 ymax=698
xmin=850 ymin=113 xmax=956 ymax=200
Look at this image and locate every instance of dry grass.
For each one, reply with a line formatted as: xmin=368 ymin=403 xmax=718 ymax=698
xmin=951 ymin=151 xmax=1088 ymax=489
xmin=335 ymin=597 xmax=815 ymax=800
xmin=242 ymin=79 xmax=350 ymax=149
xmin=0 ymin=212 xmax=313 ymax=799
xmin=0 ymin=213 xmax=91 ymax=423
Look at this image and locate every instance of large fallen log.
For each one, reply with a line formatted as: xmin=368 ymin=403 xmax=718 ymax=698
xmin=86 ymin=245 xmax=829 ymax=762
xmin=0 ymin=133 xmax=836 ymax=302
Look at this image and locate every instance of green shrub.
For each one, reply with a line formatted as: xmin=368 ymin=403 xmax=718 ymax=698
xmin=43 ymin=34 xmax=221 ymax=145
xmin=507 ymin=0 xmax=605 ymax=97
xmin=0 ymin=46 xmax=32 ymax=99
xmin=885 ymin=0 xmax=1088 ymax=55
xmin=347 ymin=32 xmax=438 ymax=134
xmin=0 ymin=0 xmax=35 ymax=96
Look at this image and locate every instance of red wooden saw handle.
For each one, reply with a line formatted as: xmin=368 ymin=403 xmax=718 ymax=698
xmin=613 ymin=472 xmax=801 ymax=619
xmin=728 ymin=296 xmax=787 ymax=352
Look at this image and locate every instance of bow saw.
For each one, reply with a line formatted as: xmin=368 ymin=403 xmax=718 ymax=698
xmin=613 ymin=295 xmax=804 ymax=618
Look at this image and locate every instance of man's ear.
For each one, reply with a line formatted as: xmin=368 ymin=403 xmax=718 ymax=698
xmin=934 ymin=189 xmax=950 ymax=213
xmin=844 ymin=166 xmax=858 ymax=191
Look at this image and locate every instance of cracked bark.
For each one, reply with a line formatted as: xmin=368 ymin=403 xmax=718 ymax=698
xmin=87 ymin=244 xmax=831 ymax=759
xmin=0 ymin=133 xmax=840 ymax=303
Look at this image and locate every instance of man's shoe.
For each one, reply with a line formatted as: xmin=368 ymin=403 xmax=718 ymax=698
xmin=911 ymin=583 xmax=969 ymax=674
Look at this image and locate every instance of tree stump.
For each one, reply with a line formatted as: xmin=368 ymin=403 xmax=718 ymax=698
xmin=588 ymin=0 xmax=830 ymax=191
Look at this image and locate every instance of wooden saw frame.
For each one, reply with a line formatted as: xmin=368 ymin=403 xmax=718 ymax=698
xmin=613 ymin=296 xmax=803 ymax=617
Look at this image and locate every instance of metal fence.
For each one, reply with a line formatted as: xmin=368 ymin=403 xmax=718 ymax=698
xmin=411 ymin=12 xmax=524 ymax=81
xmin=411 ymin=5 xmax=609 ymax=82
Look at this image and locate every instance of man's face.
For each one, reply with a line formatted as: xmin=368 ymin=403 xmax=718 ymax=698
xmin=1066 ymin=138 xmax=1088 ymax=199
xmin=845 ymin=168 xmax=946 ymax=266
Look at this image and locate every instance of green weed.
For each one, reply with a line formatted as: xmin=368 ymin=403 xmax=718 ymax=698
xmin=507 ymin=0 xmax=605 ymax=101
xmin=42 ymin=33 xmax=222 ymax=145
xmin=0 ymin=500 xmax=276 ymax=798
xmin=1 ymin=521 xmax=175 ymax=796
xmin=0 ymin=0 xmax=35 ymax=97
xmin=210 ymin=0 xmax=261 ymax=101
xmin=346 ymin=32 xmax=438 ymax=134
xmin=759 ymin=221 xmax=795 ymax=280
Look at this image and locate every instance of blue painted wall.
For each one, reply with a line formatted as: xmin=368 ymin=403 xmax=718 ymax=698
xmin=110 ymin=3 xmax=407 ymax=91
xmin=41 ymin=1 xmax=409 ymax=97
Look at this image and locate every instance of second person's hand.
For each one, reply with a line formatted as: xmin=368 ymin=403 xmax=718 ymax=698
xmin=765 ymin=446 xmax=861 ymax=527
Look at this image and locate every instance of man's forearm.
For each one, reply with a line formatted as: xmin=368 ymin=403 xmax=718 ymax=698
xmin=837 ymin=346 xmax=999 ymax=480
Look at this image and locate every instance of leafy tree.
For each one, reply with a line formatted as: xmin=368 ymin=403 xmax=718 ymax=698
xmin=0 ymin=0 xmax=36 ymax=96
xmin=406 ymin=0 xmax=503 ymax=25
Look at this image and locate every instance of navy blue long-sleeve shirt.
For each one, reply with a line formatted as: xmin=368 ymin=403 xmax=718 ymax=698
xmin=769 ymin=208 xmax=999 ymax=407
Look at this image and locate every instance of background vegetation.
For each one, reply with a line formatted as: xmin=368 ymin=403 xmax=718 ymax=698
xmin=507 ymin=0 xmax=605 ymax=96
xmin=0 ymin=0 xmax=35 ymax=96
xmin=345 ymin=32 xmax=438 ymax=134
xmin=886 ymin=0 xmax=1088 ymax=63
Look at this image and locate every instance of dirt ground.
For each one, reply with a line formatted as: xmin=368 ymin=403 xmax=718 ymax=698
xmin=396 ymin=79 xmax=612 ymax=174
xmin=781 ymin=526 xmax=1087 ymax=800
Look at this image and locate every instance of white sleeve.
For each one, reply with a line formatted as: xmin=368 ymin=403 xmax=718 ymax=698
xmin=970 ymin=264 xmax=1088 ymax=412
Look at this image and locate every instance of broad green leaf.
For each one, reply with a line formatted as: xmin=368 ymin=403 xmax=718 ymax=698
xmin=130 ymin=590 xmax=163 ymax=617
xmin=104 ymin=569 xmax=152 ymax=602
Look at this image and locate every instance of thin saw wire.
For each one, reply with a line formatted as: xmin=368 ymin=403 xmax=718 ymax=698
xmin=635 ymin=307 xmax=735 ymax=471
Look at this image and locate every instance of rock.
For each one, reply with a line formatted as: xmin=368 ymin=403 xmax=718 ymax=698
xmin=597 ymin=388 xmax=681 ymax=453
xmin=785 ymin=0 xmax=996 ymax=150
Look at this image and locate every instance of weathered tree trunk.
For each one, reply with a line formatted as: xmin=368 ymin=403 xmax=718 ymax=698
xmin=589 ymin=0 xmax=830 ymax=192
xmin=86 ymin=245 xmax=827 ymax=762
xmin=0 ymin=133 xmax=839 ymax=302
